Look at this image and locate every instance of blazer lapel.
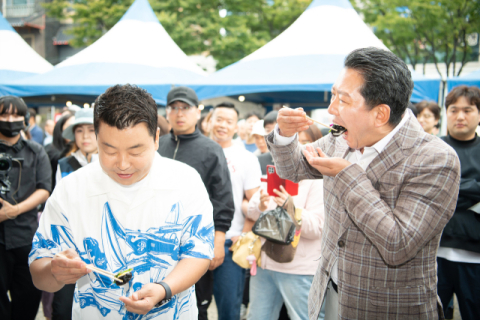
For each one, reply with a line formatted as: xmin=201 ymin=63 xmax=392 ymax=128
xmin=339 ymin=111 xmax=422 ymax=235
xmin=365 ymin=143 xmax=405 ymax=189
xmin=365 ymin=111 xmax=421 ymax=188
xmin=333 ymin=137 xmax=352 ymax=235
xmin=333 ymin=136 xmax=350 ymax=159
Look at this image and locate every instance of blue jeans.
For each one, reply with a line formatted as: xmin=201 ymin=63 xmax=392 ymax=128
xmin=248 ymin=266 xmax=324 ymax=320
xmin=213 ymin=239 xmax=246 ymax=320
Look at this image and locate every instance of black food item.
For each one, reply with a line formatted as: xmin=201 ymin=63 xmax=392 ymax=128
xmin=115 ymin=268 xmax=133 ymax=286
xmin=330 ymin=124 xmax=347 ymax=137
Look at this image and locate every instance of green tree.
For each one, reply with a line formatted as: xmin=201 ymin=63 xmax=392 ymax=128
xmin=43 ymin=0 xmax=310 ymax=69
xmin=44 ymin=0 xmax=133 ymax=48
xmin=353 ymin=0 xmax=480 ymax=78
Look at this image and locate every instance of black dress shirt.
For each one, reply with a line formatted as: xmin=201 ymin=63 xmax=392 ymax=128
xmin=0 ymin=137 xmax=51 ymax=249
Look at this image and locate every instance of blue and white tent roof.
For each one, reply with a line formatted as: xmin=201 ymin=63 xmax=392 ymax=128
xmin=194 ymin=0 xmax=440 ymax=103
xmin=0 ymin=12 xmax=53 ymax=83
xmin=447 ymin=68 xmax=480 ymax=91
xmin=0 ymin=0 xmax=206 ymax=104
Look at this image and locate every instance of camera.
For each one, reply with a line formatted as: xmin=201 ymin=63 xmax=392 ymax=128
xmin=0 ymin=153 xmax=13 ymax=195
xmin=0 ymin=153 xmax=22 ymax=195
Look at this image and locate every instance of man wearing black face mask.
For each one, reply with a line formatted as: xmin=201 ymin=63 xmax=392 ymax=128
xmin=0 ymin=96 xmax=52 ymax=320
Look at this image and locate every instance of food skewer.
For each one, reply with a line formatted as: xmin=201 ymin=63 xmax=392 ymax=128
xmin=281 ymin=106 xmax=337 ymax=131
xmin=55 ymin=253 xmax=123 ymax=283
xmin=86 ymin=265 xmax=123 ymax=283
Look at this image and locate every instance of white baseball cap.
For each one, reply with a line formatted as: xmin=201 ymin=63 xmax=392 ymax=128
xmin=251 ymin=120 xmax=265 ymax=136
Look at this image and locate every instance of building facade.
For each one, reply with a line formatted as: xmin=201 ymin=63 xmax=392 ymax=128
xmin=1 ymin=0 xmax=82 ymax=65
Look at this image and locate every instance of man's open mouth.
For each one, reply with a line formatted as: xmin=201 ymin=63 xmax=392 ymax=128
xmin=330 ymin=124 xmax=347 ymax=137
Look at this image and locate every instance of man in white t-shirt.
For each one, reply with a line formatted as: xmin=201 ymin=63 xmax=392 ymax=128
xmin=209 ymin=102 xmax=262 ymax=320
xmin=29 ymin=84 xmax=214 ymax=320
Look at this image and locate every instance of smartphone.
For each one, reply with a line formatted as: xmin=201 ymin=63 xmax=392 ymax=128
xmin=265 ymin=165 xmax=299 ymax=196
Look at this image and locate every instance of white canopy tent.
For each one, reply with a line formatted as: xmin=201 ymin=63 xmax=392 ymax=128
xmin=194 ymin=0 xmax=440 ymax=104
xmin=0 ymin=0 xmax=206 ymax=104
xmin=0 ymin=12 xmax=52 ymax=83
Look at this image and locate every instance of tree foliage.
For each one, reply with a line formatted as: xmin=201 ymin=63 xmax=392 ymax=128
xmin=43 ymin=0 xmax=310 ymax=69
xmin=353 ymin=0 xmax=480 ymax=78
xmin=44 ymin=0 xmax=133 ymax=47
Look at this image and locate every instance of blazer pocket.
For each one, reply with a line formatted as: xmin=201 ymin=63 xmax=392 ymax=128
xmin=369 ymin=286 xmax=427 ymax=307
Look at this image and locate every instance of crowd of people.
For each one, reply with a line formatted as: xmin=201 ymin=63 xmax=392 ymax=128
xmin=0 ymin=46 xmax=479 ymax=320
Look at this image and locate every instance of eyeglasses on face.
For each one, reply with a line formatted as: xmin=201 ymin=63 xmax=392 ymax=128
xmin=166 ymin=105 xmax=196 ymax=114
xmin=418 ymin=113 xmax=434 ymax=120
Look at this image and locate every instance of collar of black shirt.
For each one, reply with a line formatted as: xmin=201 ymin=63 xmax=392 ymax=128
xmin=0 ymin=137 xmax=25 ymax=153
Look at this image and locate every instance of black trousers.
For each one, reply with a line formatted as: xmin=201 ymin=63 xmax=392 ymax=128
xmin=52 ymin=283 xmax=75 ymax=320
xmin=242 ymin=270 xmax=250 ymax=306
xmin=0 ymin=243 xmax=42 ymax=320
xmin=437 ymin=257 xmax=480 ymax=320
xmin=196 ymin=269 xmax=214 ymax=320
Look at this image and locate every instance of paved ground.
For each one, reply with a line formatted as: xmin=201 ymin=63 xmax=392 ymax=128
xmin=207 ymin=298 xmax=218 ymax=320
xmin=453 ymin=295 xmax=462 ymax=320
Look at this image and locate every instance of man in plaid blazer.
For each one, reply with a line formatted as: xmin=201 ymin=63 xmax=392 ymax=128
xmin=266 ymin=48 xmax=461 ymax=320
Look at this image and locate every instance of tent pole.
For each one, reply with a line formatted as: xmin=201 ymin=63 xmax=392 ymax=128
xmin=440 ymin=80 xmax=448 ymax=136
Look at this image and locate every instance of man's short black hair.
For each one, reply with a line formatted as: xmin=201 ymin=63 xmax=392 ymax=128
xmin=94 ymin=84 xmax=158 ymax=140
xmin=0 ymin=95 xmax=28 ymax=117
xmin=263 ymin=111 xmax=278 ymax=127
xmin=214 ymin=102 xmax=239 ymax=116
xmin=244 ymin=112 xmax=262 ymax=121
xmin=344 ymin=47 xmax=414 ymax=126
xmin=445 ymin=85 xmax=480 ymax=111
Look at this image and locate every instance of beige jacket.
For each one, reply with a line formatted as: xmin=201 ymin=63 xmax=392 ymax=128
xmin=247 ymin=179 xmax=325 ymax=275
xmin=267 ymin=113 xmax=461 ymax=320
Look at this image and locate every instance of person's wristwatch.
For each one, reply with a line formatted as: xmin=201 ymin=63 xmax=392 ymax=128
xmin=154 ymin=281 xmax=172 ymax=308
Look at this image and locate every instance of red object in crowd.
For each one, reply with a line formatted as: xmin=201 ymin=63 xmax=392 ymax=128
xmin=54 ymin=113 xmax=63 ymax=123
xmin=261 ymin=165 xmax=299 ymax=196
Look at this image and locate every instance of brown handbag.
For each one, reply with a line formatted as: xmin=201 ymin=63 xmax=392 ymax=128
xmin=261 ymin=196 xmax=303 ymax=263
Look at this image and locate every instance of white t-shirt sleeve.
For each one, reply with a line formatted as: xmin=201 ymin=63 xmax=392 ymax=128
xmin=244 ymin=153 xmax=262 ymax=191
xmin=28 ymin=182 xmax=75 ymax=265
xmin=273 ymin=124 xmax=297 ymax=146
xmin=178 ymin=171 xmax=215 ymax=260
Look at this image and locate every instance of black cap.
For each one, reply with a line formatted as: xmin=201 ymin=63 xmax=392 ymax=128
xmin=264 ymin=111 xmax=278 ymax=127
xmin=166 ymin=86 xmax=199 ymax=107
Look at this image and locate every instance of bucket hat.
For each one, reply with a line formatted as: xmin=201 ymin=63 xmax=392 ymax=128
xmin=62 ymin=108 xmax=94 ymax=141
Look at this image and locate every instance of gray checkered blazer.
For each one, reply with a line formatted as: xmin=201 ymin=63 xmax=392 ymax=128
xmin=266 ymin=113 xmax=460 ymax=320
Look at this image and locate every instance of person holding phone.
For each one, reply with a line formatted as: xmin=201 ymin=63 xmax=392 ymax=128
xmin=246 ymin=125 xmax=325 ymax=320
